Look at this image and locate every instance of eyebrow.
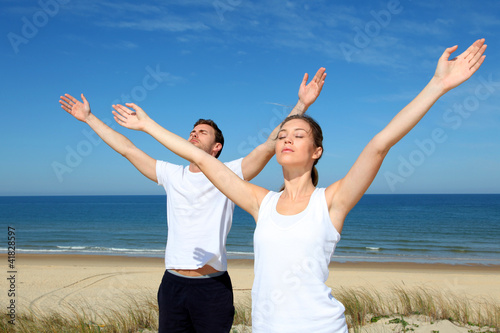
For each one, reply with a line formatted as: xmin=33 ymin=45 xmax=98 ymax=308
xmin=278 ymin=128 xmax=308 ymax=133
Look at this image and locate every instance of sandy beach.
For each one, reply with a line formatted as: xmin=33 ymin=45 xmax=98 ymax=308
xmin=2 ymin=254 xmax=499 ymax=332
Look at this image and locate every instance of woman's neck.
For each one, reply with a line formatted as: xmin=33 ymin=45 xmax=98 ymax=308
xmin=281 ymin=167 xmax=315 ymax=200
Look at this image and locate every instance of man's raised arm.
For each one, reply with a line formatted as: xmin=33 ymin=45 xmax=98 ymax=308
xmin=59 ymin=93 xmax=157 ymax=182
xmin=241 ymin=67 xmax=327 ymax=181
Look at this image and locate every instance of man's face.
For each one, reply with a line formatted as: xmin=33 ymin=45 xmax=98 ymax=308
xmin=188 ymin=124 xmax=221 ymax=156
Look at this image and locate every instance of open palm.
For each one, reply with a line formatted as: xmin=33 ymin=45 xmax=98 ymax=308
xmin=298 ymin=67 xmax=327 ymax=107
xmin=112 ymin=103 xmax=150 ymax=131
xmin=435 ymin=39 xmax=487 ymax=92
xmin=59 ymin=93 xmax=91 ymax=122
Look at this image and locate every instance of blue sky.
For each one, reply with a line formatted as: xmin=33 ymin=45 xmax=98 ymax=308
xmin=1 ymin=0 xmax=499 ymax=196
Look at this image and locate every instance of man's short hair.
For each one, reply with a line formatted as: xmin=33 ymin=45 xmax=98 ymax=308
xmin=193 ymin=119 xmax=224 ymax=158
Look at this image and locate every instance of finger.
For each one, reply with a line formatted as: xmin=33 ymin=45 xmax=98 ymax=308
xmin=122 ymin=103 xmax=138 ymax=112
xmin=313 ymin=67 xmax=326 ymax=81
xmin=81 ymin=93 xmax=89 ymax=105
xmin=318 ymin=73 xmax=327 ymax=88
xmin=60 ymin=95 xmax=72 ymax=104
xmin=59 ymin=99 xmax=72 ymax=113
xmin=469 ymin=44 xmax=487 ymax=69
xmin=319 ymin=72 xmax=327 ymax=84
xmin=470 ymin=54 xmax=486 ymax=74
xmin=125 ymin=103 xmax=144 ymax=113
xmin=441 ymin=45 xmax=458 ymax=62
xmin=59 ymin=99 xmax=68 ymax=108
xmin=463 ymin=38 xmax=485 ymax=61
xmin=301 ymin=73 xmax=308 ymax=86
xmin=59 ymin=97 xmax=72 ymax=109
xmin=113 ymin=115 xmax=124 ymax=125
xmin=112 ymin=110 xmax=127 ymax=123
xmin=112 ymin=104 xmax=131 ymax=117
xmin=119 ymin=105 xmax=133 ymax=116
xmin=113 ymin=104 xmax=131 ymax=115
xmin=65 ymin=93 xmax=78 ymax=103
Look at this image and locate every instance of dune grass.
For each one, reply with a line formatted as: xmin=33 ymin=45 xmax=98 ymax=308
xmin=0 ymin=296 xmax=251 ymax=333
xmin=1 ymin=285 xmax=498 ymax=332
xmin=335 ymin=284 xmax=499 ymax=332
xmin=1 ymin=294 xmax=160 ymax=333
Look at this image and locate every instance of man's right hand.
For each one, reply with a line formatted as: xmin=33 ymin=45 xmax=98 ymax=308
xmin=297 ymin=67 xmax=327 ymax=110
xmin=59 ymin=93 xmax=91 ymax=122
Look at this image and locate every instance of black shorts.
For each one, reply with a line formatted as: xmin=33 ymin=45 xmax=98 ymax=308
xmin=157 ymin=270 xmax=234 ymax=333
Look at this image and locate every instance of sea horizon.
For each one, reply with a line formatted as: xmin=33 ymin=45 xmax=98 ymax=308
xmin=2 ymin=192 xmax=499 ymax=197
xmin=2 ymin=194 xmax=499 ymax=266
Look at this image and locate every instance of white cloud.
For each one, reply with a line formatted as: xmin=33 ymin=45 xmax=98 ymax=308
xmin=102 ymin=41 xmax=139 ymax=50
xmin=99 ymin=18 xmax=209 ymax=32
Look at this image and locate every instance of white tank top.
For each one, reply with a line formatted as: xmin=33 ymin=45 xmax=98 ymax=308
xmin=252 ymin=188 xmax=347 ymax=332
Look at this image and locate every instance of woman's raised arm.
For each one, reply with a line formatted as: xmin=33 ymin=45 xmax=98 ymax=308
xmin=326 ymin=39 xmax=487 ymax=233
xmin=112 ymin=103 xmax=268 ymax=220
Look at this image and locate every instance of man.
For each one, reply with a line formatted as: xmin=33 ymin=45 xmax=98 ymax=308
xmin=59 ymin=67 xmax=326 ymax=332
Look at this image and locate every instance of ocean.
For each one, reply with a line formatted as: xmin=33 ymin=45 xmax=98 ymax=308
xmin=1 ymin=194 xmax=499 ymax=265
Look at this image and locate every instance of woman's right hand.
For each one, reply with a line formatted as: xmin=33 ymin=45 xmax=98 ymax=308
xmin=112 ymin=103 xmax=152 ymax=131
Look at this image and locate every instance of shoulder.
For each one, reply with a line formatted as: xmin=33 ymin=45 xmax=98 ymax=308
xmin=259 ymin=189 xmax=279 ymax=206
xmin=224 ymin=157 xmax=243 ymax=168
xmin=310 ymin=187 xmax=327 ymax=208
xmin=156 ymin=160 xmax=185 ymax=176
xmin=223 ymin=158 xmax=244 ymax=177
xmin=256 ymin=189 xmax=276 ymax=219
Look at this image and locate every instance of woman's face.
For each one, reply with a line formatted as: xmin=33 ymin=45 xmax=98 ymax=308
xmin=275 ymin=118 xmax=322 ymax=167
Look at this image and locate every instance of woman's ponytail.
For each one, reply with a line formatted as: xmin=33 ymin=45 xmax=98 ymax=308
xmin=311 ymin=166 xmax=319 ymax=187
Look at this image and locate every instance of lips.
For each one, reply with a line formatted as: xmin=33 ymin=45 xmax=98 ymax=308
xmin=281 ymin=147 xmax=293 ymax=153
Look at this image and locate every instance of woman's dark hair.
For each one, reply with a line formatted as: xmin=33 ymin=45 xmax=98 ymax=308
xmin=193 ymin=119 xmax=224 ymax=158
xmin=278 ymin=114 xmax=323 ymax=190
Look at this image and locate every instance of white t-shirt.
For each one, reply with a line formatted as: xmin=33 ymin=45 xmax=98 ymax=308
xmin=156 ymin=158 xmax=244 ymax=271
xmin=252 ymin=187 xmax=347 ymax=333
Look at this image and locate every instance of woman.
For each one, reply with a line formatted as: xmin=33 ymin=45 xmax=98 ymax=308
xmin=112 ymin=39 xmax=486 ymax=332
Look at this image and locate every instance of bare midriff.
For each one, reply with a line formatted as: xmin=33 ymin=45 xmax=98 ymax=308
xmin=172 ymin=264 xmax=219 ymax=277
